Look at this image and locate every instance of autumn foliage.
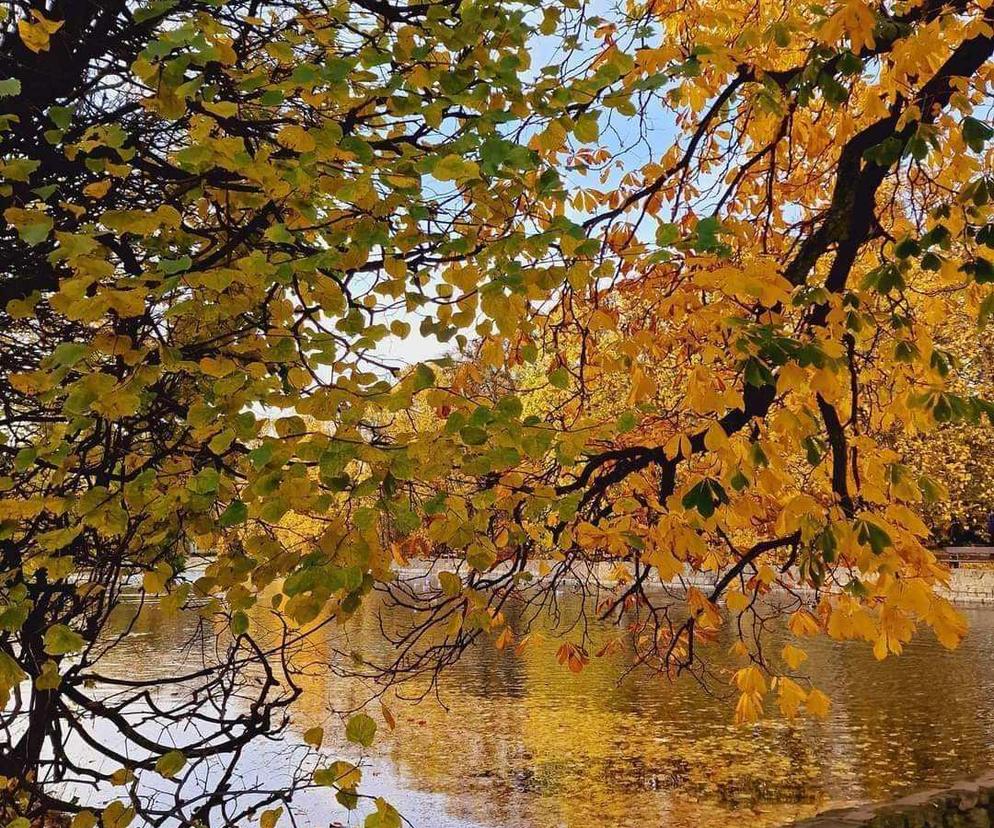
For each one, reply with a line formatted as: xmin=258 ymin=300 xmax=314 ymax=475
xmin=4 ymin=0 xmax=994 ymax=823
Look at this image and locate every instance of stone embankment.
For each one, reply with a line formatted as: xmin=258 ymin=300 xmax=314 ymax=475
xmin=939 ymin=566 xmax=994 ymax=605
xmin=791 ymin=772 xmax=994 ymax=827
xmin=397 ymin=554 xmax=994 ymax=605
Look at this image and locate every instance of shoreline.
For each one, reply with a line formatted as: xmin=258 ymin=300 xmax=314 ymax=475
xmin=393 ymin=556 xmax=994 ymax=606
xmin=790 ymin=769 xmax=994 ymax=827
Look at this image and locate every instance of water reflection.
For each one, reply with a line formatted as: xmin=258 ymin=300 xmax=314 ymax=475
xmin=91 ymin=592 xmax=994 ymax=828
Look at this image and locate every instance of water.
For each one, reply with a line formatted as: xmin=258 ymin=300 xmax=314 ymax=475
xmin=68 ymin=590 xmax=994 ymax=827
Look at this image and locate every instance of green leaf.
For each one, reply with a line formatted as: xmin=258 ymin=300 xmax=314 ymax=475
xmin=364 ymin=798 xmax=401 ymax=828
xmin=48 ymin=105 xmax=74 ymax=129
xmin=681 ymin=479 xmax=727 ymax=519
xmin=52 ymin=342 xmax=89 ymax=367
xmin=893 ymin=237 xmax=919 ymax=259
xmin=4 ymin=207 xmax=53 ymax=246
xmin=0 ymin=78 xmax=21 ymax=98
xmin=730 ymin=469 xmax=749 ymax=492
xmin=230 ymin=610 xmax=249 ymax=636
xmin=863 ymin=135 xmax=904 ymax=167
xmin=693 ymin=215 xmax=729 ymax=254
xmin=963 ymin=256 xmax=994 ymax=284
xmin=616 ymin=411 xmax=637 ymax=433
xmin=573 ymin=113 xmax=600 ymax=143
xmin=412 ymin=362 xmax=435 ymax=391
xmin=220 ymin=500 xmax=248 ymax=527
xmin=855 ymin=518 xmax=891 ymax=555
xmin=345 ymin=713 xmax=377 ymax=747
xmin=655 ymin=222 xmax=679 ymax=246
xmin=43 ymin=623 xmax=85 ymax=656
xmin=159 ymin=256 xmax=192 ymax=274
xmin=155 ymin=750 xmax=186 ymax=778
xmin=459 ymin=425 xmax=488 ymax=446
xmin=0 ymin=651 xmax=27 ymax=693
xmin=963 ymin=116 xmax=994 ymax=153
xmin=743 ymin=357 xmax=774 ymax=388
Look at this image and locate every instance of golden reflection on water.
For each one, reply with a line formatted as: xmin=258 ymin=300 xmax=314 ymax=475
xmin=104 ymin=592 xmax=994 ymax=828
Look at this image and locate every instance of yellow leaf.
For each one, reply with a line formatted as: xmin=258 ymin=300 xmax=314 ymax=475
xmin=203 ymin=100 xmax=239 ymax=118
xmin=495 ymin=625 xmax=514 ymax=650
xmin=733 ymin=664 xmax=767 ymax=695
xmin=381 ymin=702 xmax=396 ymax=730
xmin=260 ymin=808 xmax=282 ymax=828
xmin=277 ymin=125 xmax=316 ymax=152
xmin=664 ymin=432 xmax=691 ymax=460
xmin=781 ymin=643 xmax=808 ymax=670
xmin=628 ymin=365 xmax=656 ymax=404
xmin=71 ymin=812 xmax=97 ymax=828
xmin=18 ymin=11 xmax=63 ymax=53
xmin=805 ymin=687 xmax=831 ymax=718
xmin=531 ymin=119 xmax=567 ymax=153
xmin=433 ymin=154 xmax=479 ymax=183
xmin=101 ymin=802 xmax=134 ymax=828
xmin=726 ymin=590 xmax=751 ymax=612
xmin=83 ymin=179 xmax=113 ymax=199
xmin=644 ymin=543 xmax=683 ymax=582
xmin=143 ymin=563 xmax=172 ymax=594
xmin=788 ymin=610 xmax=820 ymax=637
xmin=438 ymin=570 xmax=461 ymax=596
xmin=704 ymin=421 xmax=727 ymax=451
xmin=734 ymin=691 xmax=763 ymax=725
xmin=776 ymin=677 xmax=807 ymax=719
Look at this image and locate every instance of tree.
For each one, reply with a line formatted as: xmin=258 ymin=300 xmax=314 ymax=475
xmin=3 ymin=0 xmax=994 ymax=824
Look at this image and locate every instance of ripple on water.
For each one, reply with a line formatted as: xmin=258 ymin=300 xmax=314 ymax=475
xmin=73 ymin=592 xmax=994 ymax=828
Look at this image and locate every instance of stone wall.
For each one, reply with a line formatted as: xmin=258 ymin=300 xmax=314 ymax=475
xmin=399 ymin=558 xmax=994 ymax=605
xmin=940 ymin=569 xmax=994 ymax=605
xmin=791 ymin=773 xmax=994 ymax=827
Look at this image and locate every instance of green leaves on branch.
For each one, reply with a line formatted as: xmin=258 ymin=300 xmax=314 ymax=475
xmin=962 ymin=116 xmax=994 ymax=153
xmin=682 ymin=478 xmax=728 ymax=519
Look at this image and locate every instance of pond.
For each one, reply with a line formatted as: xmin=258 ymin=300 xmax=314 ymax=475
xmin=67 ymin=587 xmax=994 ymax=828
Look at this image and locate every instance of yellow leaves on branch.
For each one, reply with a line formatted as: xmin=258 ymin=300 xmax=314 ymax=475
xmin=101 ymin=206 xmax=181 ymax=235
xmin=775 ymin=677 xmax=807 ymax=719
xmin=734 ymin=664 xmax=767 ymax=695
xmin=734 ymin=665 xmax=831 ymax=724
xmin=820 ymin=0 xmax=877 ymax=51
xmin=686 ymin=587 xmax=722 ymax=630
xmin=556 ymin=641 xmax=590 ymax=674
xmin=5 ymin=0 xmax=994 ymax=752
xmin=734 ymin=688 xmax=765 ymax=725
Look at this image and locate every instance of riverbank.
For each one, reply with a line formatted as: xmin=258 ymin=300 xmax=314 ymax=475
xmin=396 ymin=556 xmax=994 ymax=605
xmin=939 ymin=568 xmax=994 ymax=605
xmin=791 ymin=770 xmax=994 ymax=827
